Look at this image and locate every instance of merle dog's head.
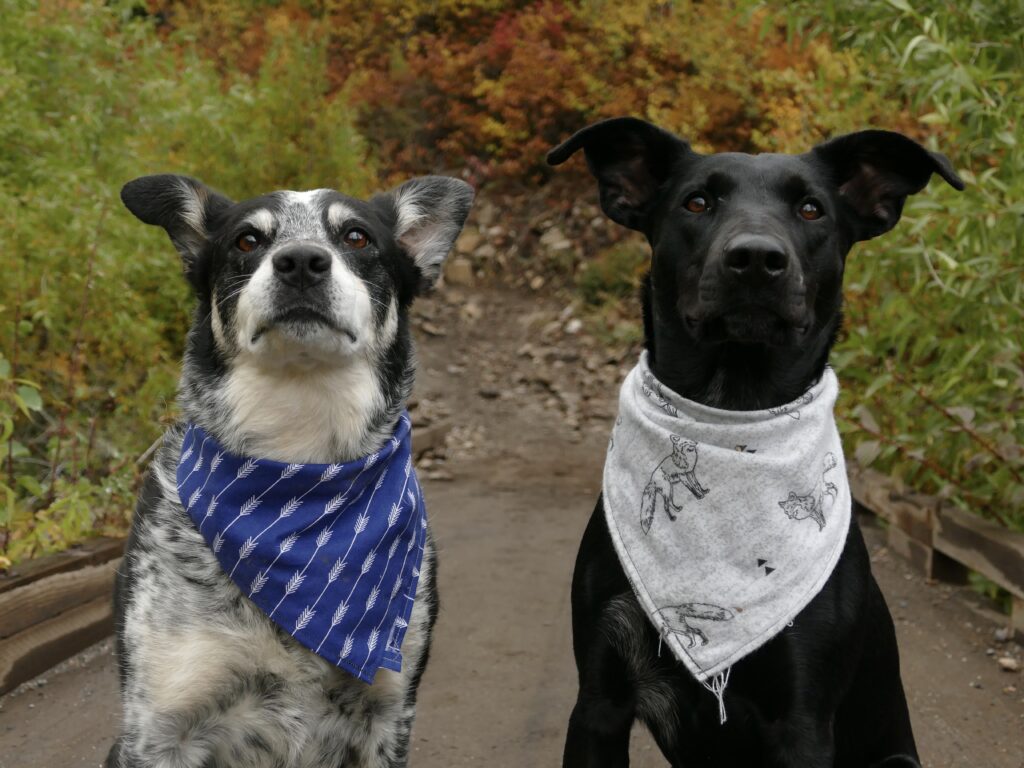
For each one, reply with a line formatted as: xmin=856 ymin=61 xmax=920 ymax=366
xmin=549 ymin=117 xmax=963 ymax=408
xmin=122 ymin=174 xmax=473 ymax=461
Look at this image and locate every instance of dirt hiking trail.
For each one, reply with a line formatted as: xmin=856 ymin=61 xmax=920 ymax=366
xmin=1 ymin=286 xmax=1021 ymax=768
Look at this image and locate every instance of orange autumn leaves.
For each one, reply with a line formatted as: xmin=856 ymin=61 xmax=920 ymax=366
xmin=154 ymin=0 xmax=908 ymax=181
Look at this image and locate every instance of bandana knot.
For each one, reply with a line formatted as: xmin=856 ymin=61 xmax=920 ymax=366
xmin=176 ymin=412 xmax=426 ymax=684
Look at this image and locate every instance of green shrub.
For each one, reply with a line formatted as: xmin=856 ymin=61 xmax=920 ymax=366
xmin=2 ymin=0 xmax=1020 ymax=568
xmin=0 ymin=0 xmax=373 ymax=566
xmin=577 ymin=243 xmax=649 ymax=307
xmin=783 ymin=0 xmax=1024 ymax=529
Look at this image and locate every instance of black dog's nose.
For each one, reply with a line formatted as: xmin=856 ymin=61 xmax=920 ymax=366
xmin=272 ymin=247 xmax=332 ymax=289
xmin=723 ymin=235 xmax=789 ymax=282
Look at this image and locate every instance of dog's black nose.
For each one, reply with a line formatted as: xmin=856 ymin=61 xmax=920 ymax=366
xmin=272 ymin=247 xmax=332 ymax=289
xmin=723 ymin=235 xmax=789 ymax=282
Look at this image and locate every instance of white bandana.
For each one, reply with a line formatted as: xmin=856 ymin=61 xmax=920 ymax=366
xmin=603 ymin=352 xmax=851 ymax=718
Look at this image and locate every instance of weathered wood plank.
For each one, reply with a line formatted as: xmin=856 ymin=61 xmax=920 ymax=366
xmin=929 ymin=549 xmax=970 ymax=586
xmin=1012 ymin=596 xmax=1024 ymax=638
xmin=886 ymin=526 xmax=932 ymax=575
xmin=0 ymin=558 xmax=121 ymax=640
xmin=0 ymin=595 xmax=113 ymax=695
xmin=849 ymin=467 xmax=935 ymax=543
xmin=933 ymin=505 xmax=1024 ymax=599
xmin=0 ymin=537 xmax=125 ymax=596
xmin=850 ymin=467 xmax=897 ymax=524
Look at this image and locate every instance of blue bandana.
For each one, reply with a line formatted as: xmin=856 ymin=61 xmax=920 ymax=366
xmin=175 ymin=412 xmax=426 ymax=684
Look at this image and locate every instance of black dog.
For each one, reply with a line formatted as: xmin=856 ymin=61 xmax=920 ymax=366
xmin=548 ymin=118 xmax=963 ymax=767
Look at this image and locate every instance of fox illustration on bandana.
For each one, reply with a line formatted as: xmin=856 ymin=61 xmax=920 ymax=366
xmin=640 ymin=435 xmax=710 ymax=534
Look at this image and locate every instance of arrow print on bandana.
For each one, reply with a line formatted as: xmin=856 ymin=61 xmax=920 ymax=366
xmin=756 ymin=558 xmax=775 ymax=576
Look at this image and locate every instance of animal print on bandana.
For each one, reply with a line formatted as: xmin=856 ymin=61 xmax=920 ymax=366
xmin=603 ymin=351 xmax=852 ymax=688
xmin=778 ymin=453 xmax=839 ymax=530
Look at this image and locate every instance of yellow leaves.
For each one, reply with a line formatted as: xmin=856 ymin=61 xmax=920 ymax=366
xmin=479 ymin=116 xmax=510 ymax=143
xmin=142 ymin=0 xmax=908 ymax=179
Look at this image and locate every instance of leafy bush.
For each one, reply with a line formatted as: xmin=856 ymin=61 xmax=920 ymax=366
xmin=784 ymin=0 xmax=1023 ymax=529
xmin=0 ymin=0 xmax=372 ymax=566
xmin=353 ymin=0 xmax=907 ymax=180
xmin=577 ymin=242 xmax=649 ymax=308
xmin=3 ymin=0 xmax=1020 ymax=568
xmin=159 ymin=0 xmax=907 ymax=175
xmin=575 ymin=241 xmax=649 ymax=346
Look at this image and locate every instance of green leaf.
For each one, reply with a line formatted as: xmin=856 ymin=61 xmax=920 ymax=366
xmin=854 ymin=404 xmax=880 ymax=434
xmin=0 ymin=483 xmax=14 ymax=528
xmin=16 ymin=475 xmax=43 ymax=498
xmin=884 ymin=0 xmax=915 ymax=14
xmin=15 ymin=386 xmax=43 ymax=413
xmin=855 ymin=440 xmax=882 ymax=467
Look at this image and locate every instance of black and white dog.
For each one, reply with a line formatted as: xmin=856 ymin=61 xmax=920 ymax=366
xmin=107 ymin=173 xmax=472 ymax=767
xmin=549 ymin=118 xmax=963 ymax=767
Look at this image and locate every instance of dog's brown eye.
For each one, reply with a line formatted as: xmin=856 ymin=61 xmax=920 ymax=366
xmin=799 ymin=201 xmax=823 ymax=221
xmin=684 ymin=195 xmax=709 ymax=214
xmin=345 ymin=229 xmax=370 ymax=249
xmin=236 ymin=233 xmax=260 ymax=252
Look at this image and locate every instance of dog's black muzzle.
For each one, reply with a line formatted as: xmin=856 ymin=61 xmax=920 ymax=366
xmin=721 ymin=233 xmax=791 ymax=284
xmin=690 ymin=232 xmax=809 ymax=346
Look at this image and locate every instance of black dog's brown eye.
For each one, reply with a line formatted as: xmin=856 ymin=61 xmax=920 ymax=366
xmin=799 ymin=200 xmax=823 ymax=220
xmin=684 ymin=195 xmax=709 ymax=214
xmin=236 ymin=233 xmax=260 ymax=252
xmin=345 ymin=229 xmax=370 ymax=249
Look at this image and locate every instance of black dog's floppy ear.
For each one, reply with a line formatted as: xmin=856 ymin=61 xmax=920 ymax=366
xmin=547 ymin=117 xmax=691 ymax=231
xmin=812 ymin=130 xmax=965 ymax=242
xmin=121 ymin=174 xmax=234 ymax=269
xmin=380 ymin=175 xmax=475 ymax=293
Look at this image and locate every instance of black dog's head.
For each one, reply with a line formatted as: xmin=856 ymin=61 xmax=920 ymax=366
xmin=549 ymin=117 xmax=963 ymax=408
xmin=122 ymin=175 xmax=473 ymax=460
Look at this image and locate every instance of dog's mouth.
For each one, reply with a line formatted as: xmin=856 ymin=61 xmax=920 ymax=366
xmin=251 ymin=306 xmax=357 ymax=345
xmin=686 ymin=306 xmax=809 ymax=346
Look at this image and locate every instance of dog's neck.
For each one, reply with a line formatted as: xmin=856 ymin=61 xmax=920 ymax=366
xmin=642 ymin=279 xmax=839 ymax=411
xmin=177 ymin=320 xmax=413 ymax=464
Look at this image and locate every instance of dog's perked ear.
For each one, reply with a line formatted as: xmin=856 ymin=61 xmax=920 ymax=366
xmin=120 ymin=174 xmax=234 ymax=282
xmin=377 ymin=176 xmax=475 ymax=293
xmin=547 ymin=117 xmax=692 ymax=231
xmin=811 ymin=130 xmax=965 ymax=242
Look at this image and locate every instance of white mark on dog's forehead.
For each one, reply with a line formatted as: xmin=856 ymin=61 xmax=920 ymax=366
xmin=243 ymin=209 xmax=276 ymax=235
xmin=274 ymin=189 xmax=331 ymax=239
xmin=281 ymin=189 xmax=329 ymax=207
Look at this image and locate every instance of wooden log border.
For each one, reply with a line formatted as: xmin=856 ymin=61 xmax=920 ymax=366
xmin=0 ymin=537 xmax=124 ymax=695
xmin=850 ymin=466 xmax=1024 ymax=638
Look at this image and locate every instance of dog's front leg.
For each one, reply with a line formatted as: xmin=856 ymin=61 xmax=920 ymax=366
xmin=564 ymin=627 xmax=636 ymax=767
xmin=768 ymin=715 xmax=837 ymax=768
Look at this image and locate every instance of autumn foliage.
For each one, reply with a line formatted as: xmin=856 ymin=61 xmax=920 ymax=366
xmin=155 ymin=0 xmax=907 ymax=180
